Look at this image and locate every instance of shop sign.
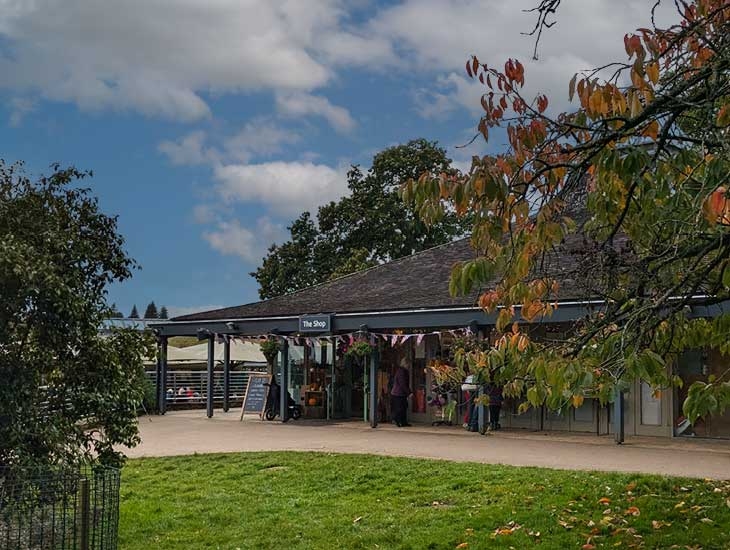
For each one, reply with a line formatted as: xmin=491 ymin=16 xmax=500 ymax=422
xmin=298 ymin=314 xmax=332 ymax=333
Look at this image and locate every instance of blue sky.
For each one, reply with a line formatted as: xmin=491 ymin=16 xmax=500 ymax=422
xmin=0 ymin=0 xmax=675 ymax=317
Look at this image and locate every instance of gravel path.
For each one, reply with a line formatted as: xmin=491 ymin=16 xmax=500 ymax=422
xmin=125 ymin=410 xmax=730 ymax=479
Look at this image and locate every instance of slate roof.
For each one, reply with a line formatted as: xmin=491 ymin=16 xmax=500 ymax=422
xmin=173 ymin=235 xmax=591 ymax=322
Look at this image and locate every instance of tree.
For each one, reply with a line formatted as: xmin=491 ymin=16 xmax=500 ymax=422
xmin=0 ymin=161 xmax=152 ymax=474
xmin=159 ymin=306 xmax=169 ymax=319
xmin=109 ymin=303 xmax=124 ymax=318
xmin=252 ymin=139 xmax=469 ymax=299
xmin=253 ymin=212 xmax=321 ymax=300
xmin=143 ymin=301 xmax=158 ymax=319
xmin=129 ymin=304 xmax=139 ymax=318
xmin=405 ymin=0 xmax=730 ymax=423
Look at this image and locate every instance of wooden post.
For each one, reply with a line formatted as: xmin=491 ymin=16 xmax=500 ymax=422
xmin=79 ymin=478 xmax=90 ymax=550
xmin=223 ymin=338 xmax=231 ymax=412
xmin=206 ymin=335 xmax=215 ymax=418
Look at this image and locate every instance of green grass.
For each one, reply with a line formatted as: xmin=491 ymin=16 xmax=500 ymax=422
xmin=120 ymin=452 xmax=730 ymax=549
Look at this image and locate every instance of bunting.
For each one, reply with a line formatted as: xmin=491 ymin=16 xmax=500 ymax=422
xmin=214 ymin=326 xmax=474 ymax=346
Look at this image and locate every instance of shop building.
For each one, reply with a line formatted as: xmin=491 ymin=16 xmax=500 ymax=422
xmin=150 ymin=237 xmax=730 ymax=440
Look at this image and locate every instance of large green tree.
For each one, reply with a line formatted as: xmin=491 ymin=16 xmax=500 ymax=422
xmin=252 ymin=139 xmax=468 ymax=299
xmin=143 ymin=301 xmax=158 ymax=319
xmin=406 ymin=0 xmax=730 ymax=423
xmin=0 ymin=161 xmax=152 ymax=474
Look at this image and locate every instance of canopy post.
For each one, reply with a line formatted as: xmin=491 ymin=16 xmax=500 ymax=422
xmin=279 ymin=338 xmax=289 ymax=422
xmin=206 ymin=335 xmax=214 ymax=418
xmin=158 ymin=336 xmax=168 ymax=415
xmin=223 ymin=338 xmax=231 ymax=412
xmin=369 ymin=346 xmax=378 ymax=428
xmin=614 ymin=385 xmax=625 ymax=444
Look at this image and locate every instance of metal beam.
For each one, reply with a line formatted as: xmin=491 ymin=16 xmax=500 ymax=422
xmin=149 ymin=297 xmax=730 ymax=338
xmin=206 ymin=335 xmax=214 ymax=418
xmin=223 ymin=338 xmax=231 ymax=413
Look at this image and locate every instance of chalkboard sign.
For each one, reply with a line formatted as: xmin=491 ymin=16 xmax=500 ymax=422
xmin=240 ymin=373 xmax=270 ymax=420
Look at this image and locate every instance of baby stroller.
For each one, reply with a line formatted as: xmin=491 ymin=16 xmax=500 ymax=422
xmin=264 ymin=379 xmax=302 ymax=421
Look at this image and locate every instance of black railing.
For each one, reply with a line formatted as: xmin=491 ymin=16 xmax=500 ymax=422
xmin=145 ymin=369 xmax=267 ymax=409
xmin=0 ymin=467 xmax=120 ymax=550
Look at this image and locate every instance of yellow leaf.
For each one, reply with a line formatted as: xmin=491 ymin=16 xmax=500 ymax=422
xmin=646 ymin=61 xmax=660 ymax=84
xmin=456 ymin=543 xmax=469 ymax=549
xmin=643 ymin=120 xmax=659 ymax=140
xmin=718 ymin=105 xmax=730 ymax=127
xmin=572 ymin=395 xmax=585 ymax=408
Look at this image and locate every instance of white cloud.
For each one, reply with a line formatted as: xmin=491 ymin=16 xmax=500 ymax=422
xmin=158 ymin=131 xmax=218 ymax=166
xmin=203 ymin=217 xmax=285 ymax=264
xmin=8 ymin=96 xmax=35 ymax=126
xmin=276 ymin=92 xmax=356 ymax=133
xmin=0 ymin=0 xmax=681 ymax=125
xmin=213 ymin=160 xmax=348 ymax=217
xmin=0 ymin=0 xmax=360 ymax=120
xmin=224 ymin=118 xmax=301 ymax=162
xmin=160 ymin=118 xmax=300 ymax=167
xmin=370 ymin=0 xmax=679 ymax=115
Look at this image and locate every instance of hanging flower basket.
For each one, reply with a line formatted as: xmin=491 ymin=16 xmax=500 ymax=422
xmin=342 ymin=340 xmax=374 ymax=359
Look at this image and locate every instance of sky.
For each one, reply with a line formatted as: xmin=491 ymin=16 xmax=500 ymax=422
xmin=0 ymin=0 xmax=679 ymax=318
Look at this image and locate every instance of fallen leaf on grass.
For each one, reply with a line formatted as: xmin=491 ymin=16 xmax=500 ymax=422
xmin=626 ymin=482 xmax=637 ymax=491
xmin=598 ymin=497 xmax=611 ymax=505
xmin=455 ymin=543 xmax=468 ymax=549
xmin=625 ymin=506 xmax=641 ymax=516
xmin=652 ymin=520 xmax=671 ymax=529
xmin=493 ymin=521 xmax=522 ymax=537
xmin=674 ymin=501 xmax=686 ymax=509
xmin=700 ymin=517 xmax=714 ymax=525
xmin=558 ymin=520 xmax=573 ymax=530
xmin=353 ymin=516 xmax=362 ymax=523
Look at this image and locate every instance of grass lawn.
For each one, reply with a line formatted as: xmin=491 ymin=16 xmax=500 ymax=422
xmin=120 ymin=452 xmax=730 ymax=549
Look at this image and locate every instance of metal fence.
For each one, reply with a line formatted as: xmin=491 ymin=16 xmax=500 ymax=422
xmin=145 ymin=369 xmax=267 ymax=409
xmin=0 ymin=467 xmax=120 ymax=550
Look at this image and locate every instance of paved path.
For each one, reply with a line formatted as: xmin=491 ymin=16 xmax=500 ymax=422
xmin=126 ymin=410 xmax=730 ymax=479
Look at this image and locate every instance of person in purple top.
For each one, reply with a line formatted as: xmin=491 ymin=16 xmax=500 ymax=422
xmin=390 ymin=359 xmax=412 ymax=427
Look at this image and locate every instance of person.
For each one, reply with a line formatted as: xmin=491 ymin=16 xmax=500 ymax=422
xmin=487 ymin=382 xmax=503 ymax=431
xmin=390 ymin=359 xmax=412 ymax=427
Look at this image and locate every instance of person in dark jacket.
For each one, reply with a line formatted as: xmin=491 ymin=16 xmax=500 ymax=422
xmin=390 ymin=360 xmax=412 ymax=427
xmin=487 ymin=382 xmax=503 ymax=430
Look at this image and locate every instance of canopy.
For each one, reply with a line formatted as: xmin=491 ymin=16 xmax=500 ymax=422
xmin=144 ymin=341 xmax=266 ymax=365
xmin=170 ymin=340 xmax=266 ymax=364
